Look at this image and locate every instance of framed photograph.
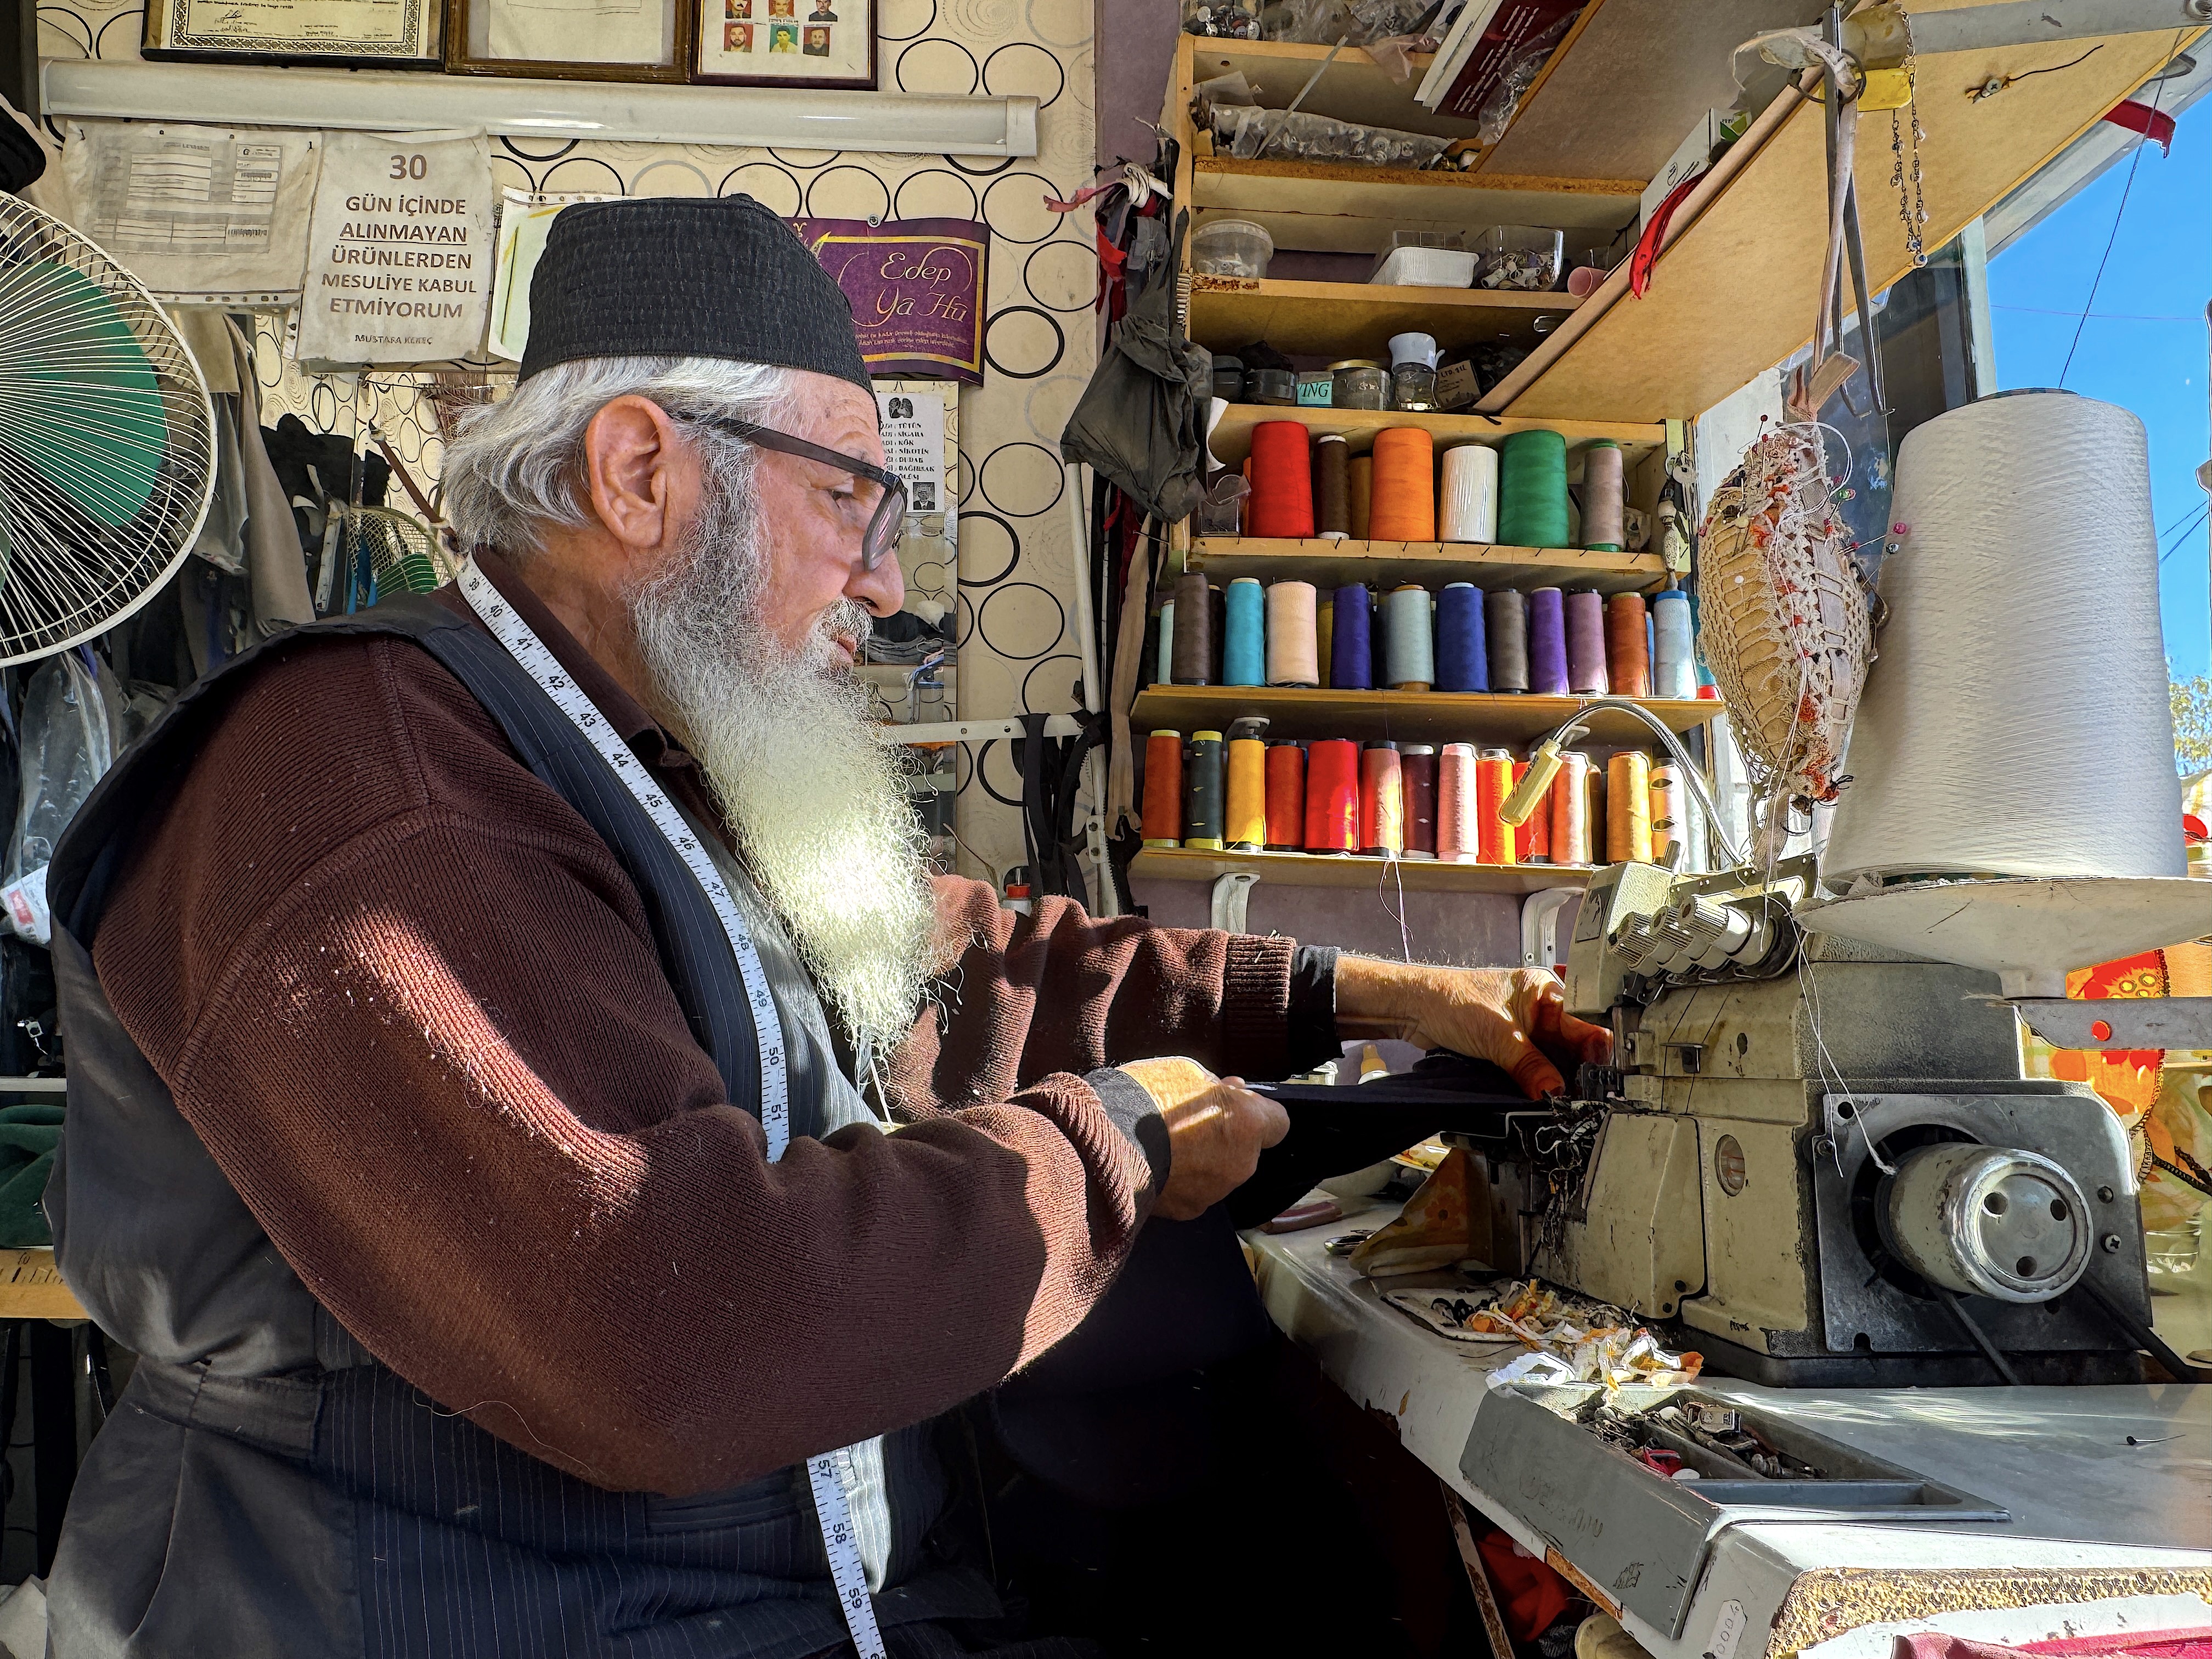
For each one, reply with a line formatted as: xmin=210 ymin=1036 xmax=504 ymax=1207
xmin=143 ymin=0 xmax=443 ymax=68
xmin=693 ymin=0 xmax=871 ymax=88
xmin=449 ymin=0 xmax=692 ymax=80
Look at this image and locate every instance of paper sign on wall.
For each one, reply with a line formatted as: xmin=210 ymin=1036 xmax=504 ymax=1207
xmin=296 ymin=131 xmax=494 ymax=366
xmin=486 ymin=188 xmax=619 ymax=362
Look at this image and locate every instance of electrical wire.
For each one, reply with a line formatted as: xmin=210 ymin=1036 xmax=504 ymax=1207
xmin=2057 ymin=36 xmax=2180 ymax=387
xmin=2158 ymin=501 xmax=2210 ymax=566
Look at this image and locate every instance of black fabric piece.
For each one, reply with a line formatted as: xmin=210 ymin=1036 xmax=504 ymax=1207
xmin=1014 ymin=712 xmax=1102 ymax=904
xmin=520 ymin=196 xmax=871 ymax=392
xmin=1286 ymin=944 xmax=1339 ymax=1071
xmin=1081 ymin=1066 xmax=1169 ymax=1194
xmin=0 ymin=109 xmax=44 ymax=193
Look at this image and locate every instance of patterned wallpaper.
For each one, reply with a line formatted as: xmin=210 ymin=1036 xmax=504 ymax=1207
xmin=38 ymin=0 xmax=1101 ymax=888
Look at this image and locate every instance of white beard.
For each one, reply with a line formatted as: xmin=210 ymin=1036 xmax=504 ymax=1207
xmin=625 ymin=472 xmax=935 ymax=1056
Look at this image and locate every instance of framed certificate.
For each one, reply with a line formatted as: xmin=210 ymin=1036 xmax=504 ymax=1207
xmin=449 ymin=0 xmax=691 ymax=80
xmin=692 ymin=0 xmax=872 ymax=89
xmin=143 ymin=0 xmax=444 ymax=66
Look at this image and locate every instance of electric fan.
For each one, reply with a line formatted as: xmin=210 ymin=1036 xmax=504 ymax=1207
xmin=0 ymin=194 xmax=216 ymax=663
xmin=332 ymin=503 xmax=456 ymax=609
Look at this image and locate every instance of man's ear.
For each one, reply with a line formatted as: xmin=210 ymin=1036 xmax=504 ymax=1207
xmin=582 ymin=396 xmax=686 ymax=554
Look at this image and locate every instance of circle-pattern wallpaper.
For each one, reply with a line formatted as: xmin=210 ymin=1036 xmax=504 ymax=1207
xmin=42 ymin=0 xmax=1099 ymax=889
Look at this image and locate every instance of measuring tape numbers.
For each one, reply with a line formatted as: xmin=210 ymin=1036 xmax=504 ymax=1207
xmin=458 ymin=560 xmax=888 ymax=1659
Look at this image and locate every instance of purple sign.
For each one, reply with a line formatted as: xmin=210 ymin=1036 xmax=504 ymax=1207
xmin=791 ymin=216 xmax=989 ymax=385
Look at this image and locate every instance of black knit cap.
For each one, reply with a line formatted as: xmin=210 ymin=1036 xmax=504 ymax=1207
xmin=518 ymin=195 xmax=871 ymax=392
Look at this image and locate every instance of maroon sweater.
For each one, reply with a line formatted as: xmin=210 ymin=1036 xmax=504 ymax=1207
xmin=90 ymin=557 xmax=1312 ymax=1498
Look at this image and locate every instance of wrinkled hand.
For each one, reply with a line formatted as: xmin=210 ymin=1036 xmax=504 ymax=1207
xmin=1119 ymin=1057 xmax=1290 ymax=1221
xmin=1333 ymin=960 xmax=1613 ymax=1099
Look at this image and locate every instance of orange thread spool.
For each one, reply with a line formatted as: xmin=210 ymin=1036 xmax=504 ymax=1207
xmin=1359 ymin=742 xmax=1404 ymax=857
xmin=1511 ymin=760 xmax=1553 ymax=863
xmin=1475 ymin=748 xmax=1517 ymax=866
xmin=1605 ymin=593 xmax=1651 ymax=697
xmin=1141 ymin=730 xmax=1183 ymax=847
xmin=1436 ymin=743 xmax=1479 ymax=862
xmin=1264 ymin=742 xmax=1306 ymax=850
xmin=1304 ymin=738 xmax=1361 ymax=853
xmin=1368 ymin=428 xmax=1435 ymax=543
xmin=1248 ymin=422 xmax=1316 ymax=539
xmin=1607 ymin=750 xmax=1653 ymax=864
xmin=1349 ymin=456 xmax=1373 ymax=541
xmin=1549 ymin=751 xmax=1591 ymax=865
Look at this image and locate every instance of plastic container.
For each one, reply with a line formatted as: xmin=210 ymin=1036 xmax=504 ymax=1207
xmin=1389 ymin=332 xmax=1438 ymax=413
xmin=1295 ymin=370 xmax=1336 ymax=407
xmin=1248 ymin=367 xmax=1297 ymax=406
xmin=1191 ymin=217 xmax=1274 ymax=278
xmin=1331 ymin=360 xmax=1388 ymax=409
xmin=1475 ymin=224 xmax=1565 ymax=291
xmin=1212 ymin=354 xmax=1246 ymax=402
xmin=1369 ymin=246 xmax=1478 ymax=287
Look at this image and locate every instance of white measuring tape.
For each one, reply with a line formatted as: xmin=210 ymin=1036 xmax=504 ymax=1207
xmin=458 ymin=560 xmax=887 ymax=1659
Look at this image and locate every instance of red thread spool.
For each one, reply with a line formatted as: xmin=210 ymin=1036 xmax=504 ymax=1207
xmin=1264 ymin=742 xmax=1306 ymax=850
xmin=1303 ymin=738 xmax=1361 ymax=853
xmin=1476 ymin=748 xmax=1517 ymax=866
xmin=1248 ymin=422 xmax=1317 ymax=539
xmin=1359 ymin=742 xmax=1403 ymax=857
xmin=1368 ymin=427 xmax=1436 ymax=543
xmin=1401 ymin=744 xmax=1437 ymax=859
xmin=1141 ymin=730 xmax=1183 ymax=847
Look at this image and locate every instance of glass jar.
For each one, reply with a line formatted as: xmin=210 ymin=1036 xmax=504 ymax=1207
xmin=1330 ymin=360 xmax=1387 ymax=410
xmin=1248 ymin=368 xmax=1297 ymax=406
xmin=1391 ymin=362 xmax=1438 ymax=412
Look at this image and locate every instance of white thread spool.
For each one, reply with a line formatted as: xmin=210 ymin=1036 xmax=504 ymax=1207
xmin=1438 ymin=444 xmax=1498 ymax=543
xmin=1823 ymin=391 xmax=2183 ymax=884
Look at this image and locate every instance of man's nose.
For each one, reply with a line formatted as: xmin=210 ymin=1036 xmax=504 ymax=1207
xmin=851 ymin=542 xmax=904 ymax=617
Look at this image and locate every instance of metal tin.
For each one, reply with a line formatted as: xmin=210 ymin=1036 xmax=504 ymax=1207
xmin=1331 ymin=360 xmax=1388 ymax=410
xmin=1295 ymin=370 xmax=1336 ymax=407
xmin=1248 ymin=367 xmax=1297 ymax=406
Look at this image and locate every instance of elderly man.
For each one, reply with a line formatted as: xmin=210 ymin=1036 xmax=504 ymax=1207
xmin=43 ymin=198 xmax=1603 ymax=1658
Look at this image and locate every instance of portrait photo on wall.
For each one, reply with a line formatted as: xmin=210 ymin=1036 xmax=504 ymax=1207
xmin=694 ymin=0 xmax=867 ymax=83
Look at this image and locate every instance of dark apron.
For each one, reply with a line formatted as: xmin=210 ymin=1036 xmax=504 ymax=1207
xmin=40 ymin=597 xmax=999 ymax=1659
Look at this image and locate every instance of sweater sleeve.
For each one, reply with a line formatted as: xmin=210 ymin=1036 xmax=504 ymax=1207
xmin=91 ymin=637 xmax=1160 ymax=1498
xmin=887 ymin=876 xmax=1334 ymax=1119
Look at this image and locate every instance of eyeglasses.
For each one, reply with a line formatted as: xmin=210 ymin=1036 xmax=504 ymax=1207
xmin=684 ymin=416 xmax=907 ymax=571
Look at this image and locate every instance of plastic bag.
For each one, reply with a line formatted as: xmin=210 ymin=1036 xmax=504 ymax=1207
xmin=1217 ymin=105 xmax=1449 ymax=168
xmin=1475 ymin=9 xmax=1581 ymax=146
xmin=2 ymin=652 xmax=128 ymax=945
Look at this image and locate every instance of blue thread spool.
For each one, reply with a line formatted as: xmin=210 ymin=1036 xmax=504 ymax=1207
xmin=1435 ymin=582 xmax=1488 ymax=692
xmin=1651 ymin=589 xmax=1696 ymax=698
xmin=1223 ymin=577 xmax=1266 ymax=687
xmin=1331 ymin=583 xmax=1374 ymax=690
xmin=1384 ymin=584 xmax=1435 ymax=691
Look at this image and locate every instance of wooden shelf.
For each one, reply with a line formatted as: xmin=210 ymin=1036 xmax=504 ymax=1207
xmin=1204 ymin=402 xmax=1663 ymax=469
xmin=1184 ymin=38 xmax=1467 ymax=140
xmin=1190 ymin=276 xmax=1574 ymax=358
xmin=1131 ymin=686 xmax=1719 ymax=744
xmin=1485 ymin=22 xmax=2203 ymax=422
xmin=1192 ymin=156 xmax=1641 ymax=256
xmin=1132 ymin=845 xmax=1595 ymax=896
xmin=1188 ymin=538 xmax=1662 ymax=595
xmin=0 ymin=1249 xmax=83 ymax=1321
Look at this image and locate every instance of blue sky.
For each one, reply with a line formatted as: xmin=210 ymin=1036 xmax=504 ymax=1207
xmin=1985 ymin=95 xmax=2211 ymax=679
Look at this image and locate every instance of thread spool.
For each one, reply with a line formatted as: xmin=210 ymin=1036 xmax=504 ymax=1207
xmin=1349 ymin=455 xmax=1373 ymax=541
xmin=1550 ymin=751 xmax=1592 ymax=865
xmin=1155 ymin=599 xmax=1173 ymax=686
xmin=1226 ymin=719 xmax=1268 ymax=851
xmin=1360 ymin=742 xmax=1404 ymax=857
xmin=1651 ymin=589 xmax=1696 ymax=699
xmin=1330 ymin=584 xmax=1374 ymax=690
xmin=1437 ymin=743 xmax=1479 ymax=863
xmin=1565 ymin=589 xmax=1608 ymax=695
xmin=1438 ymin=443 xmax=1499 ymax=543
xmin=1435 ymin=582 xmax=1488 ymax=692
xmin=1170 ymin=572 xmax=1213 ymax=685
xmin=1369 ymin=427 xmax=1436 ymax=543
xmin=1581 ymin=439 xmax=1625 ymax=551
xmin=1526 ymin=586 xmax=1570 ymax=695
xmin=1184 ymin=730 xmax=1226 ymax=849
xmin=1605 ymin=593 xmax=1651 ymax=697
xmin=1649 ymin=761 xmax=1682 ymax=868
xmin=1384 ymin=584 xmax=1435 ymax=691
xmin=1304 ymin=738 xmax=1360 ymax=853
xmin=1511 ymin=760 xmax=1553 ymax=864
xmin=1476 ymin=748 xmax=1517 ymax=866
xmin=1221 ymin=578 xmax=1265 ymax=687
xmin=1315 ymin=435 xmax=1351 ymax=540
xmin=1401 ymin=744 xmax=1437 ymax=859
xmin=1247 ymin=421 xmax=1315 ymax=539
xmin=1141 ymin=730 xmax=1182 ymax=847
xmin=1317 ymin=599 xmax=1334 ymax=688
xmin=1265 ymin=580 xmax=1320 ymax=687
xmin=1497 ymin=428 xmax=1570 ymax=548
xmin=1485 ymin=589 xmax=1529 ymax=692
xmin=1607 ymin=749 xmax=1652 ymax=864
xmin=1264 ymin=741 xmax=1306 ymax=850
xmin=1587 ymin=760 xmax=1606 ymax=864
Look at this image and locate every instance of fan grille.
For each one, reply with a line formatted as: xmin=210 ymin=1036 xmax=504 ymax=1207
xmin=0 ymin=194 xmax=216 ymax=664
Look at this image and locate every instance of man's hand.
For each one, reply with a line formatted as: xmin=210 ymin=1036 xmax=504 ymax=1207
xmin=1119 ymin=1057 xmax=1290 ymax=1221
xmin=1332 ymin=960 xmax=1613 ymax=1099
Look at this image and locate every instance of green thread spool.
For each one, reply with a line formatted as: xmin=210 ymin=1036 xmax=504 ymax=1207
xmin=1184 ymin=730 xmax=1226 ymax=849
xmin=1497 ymin=428 xmax=1570 ymax=549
